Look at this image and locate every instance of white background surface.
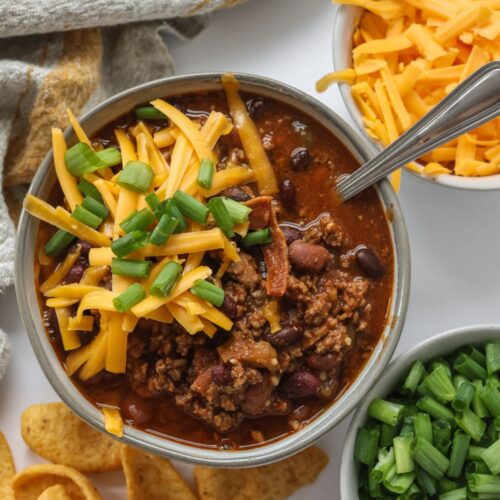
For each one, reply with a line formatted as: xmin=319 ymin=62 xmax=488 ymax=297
xmin=2 ymin=0 xmax=500 ymax=498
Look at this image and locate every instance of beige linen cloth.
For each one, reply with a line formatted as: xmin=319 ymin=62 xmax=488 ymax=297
xmin=0 ymin=0 xmax=245 ymax=289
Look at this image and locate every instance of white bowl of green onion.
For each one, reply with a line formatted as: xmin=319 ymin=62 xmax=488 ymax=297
xmin=341 ymin=324 xmax=500 ymax=499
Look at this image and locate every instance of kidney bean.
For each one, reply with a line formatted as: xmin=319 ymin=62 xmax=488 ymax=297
xmin=280 ymin=370 xmax=321 ymax=398
xmin=224 ymin=187 xmax=252 ymax=202
xmin=77 ymin=240 xmax=92 ymax=257
xmin=356 ymin=247 xmax=385 ymax=279
xmin=266 ymin=326 xmax=303 ymax=348
xmin=290 ymin=147 xmax=311 ymax=171
xmin=246 ymin=97 xmax=265 ymax=120
xmin=305 ymin=353 xmax=340 ymax=371
xmin=221 ymin=295 xmax=238 ymax=320
xmin=211 ymin=363 xmax=232 ymax=386
xmin=241 ymin=374 xmax=273 ymax=416
xmin=288 ymin=240 xmax=331 ymax=273
xmin=280 ymin=225 xmax=302 ymax=246
xmin=279 ymin=179 xmax=296 ymax=211
xmin=123 ymin=393 xmax=154 ymax=425
xmin=64 ymin=261 xmax=85 ymax=284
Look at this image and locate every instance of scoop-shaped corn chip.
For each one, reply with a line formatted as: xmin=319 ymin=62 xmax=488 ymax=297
xmin=0 ymin=431 xmax=15 ymax=500
xmin=21 ymin=403 xmax=122 ymax=472
xmin=37 ymin=484 xmax=72 ymax=500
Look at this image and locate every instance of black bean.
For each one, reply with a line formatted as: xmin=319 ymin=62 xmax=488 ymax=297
xmin=266 ymin=326 xmax=303 ymax=348
xmin=224 ymin=187 xmax=252 ymax=202
xmin=280 ymin=225 xmax=302 ymax=246
xmin=211 ymin=363 xmax=232 ymax=386
xmin=64 ymin=261 xmax=85 ymax=284
xmin=305 ymin=353 xmax=340 ymax=371
xmin=77 ymin=240 xmax=92 ymax=257
xmin=280 ymin=370 xmax=321 ymax=398
xmin=356 ymin=247 xmax=385 ymax=279
xmin=280 ymin=179 xmax=297 ymax=211
xmin=246 ymin=97 xmax=265 ymax=120
xmin=221 ymin=295 xmax=238 ymax=320
xmin=122 ymin=393 xmax=154 ymax=425
xmin=290 ymin=147 xmax=311 ymax=171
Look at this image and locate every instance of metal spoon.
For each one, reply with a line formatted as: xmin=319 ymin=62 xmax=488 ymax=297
xmin=336 ymin=61 xmax=500 ymax=202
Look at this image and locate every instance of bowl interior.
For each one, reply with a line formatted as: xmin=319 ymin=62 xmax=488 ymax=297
xmin=15 ymin=72 xmax=410 ymax=467
xmin=340 ymin=324 xmax=500 ymax=499
xmin=331 ymin=5 xmax=500 ymax=191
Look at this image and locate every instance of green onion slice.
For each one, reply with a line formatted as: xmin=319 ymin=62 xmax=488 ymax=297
xmin=120 ymin=208 xmax=155 ymax=233
xmin=196 ymin=158 xmax=214 ymax=189
xmin=44 ymin=230 xmax=76 ymax=257
xmin=135 ymin=106 xmax=167 ymax=120
xmin=113 ymin=283 xmax=146 ymax=312
xmin=208 ymin=197 xmax=234 ymax=237
xmin=65 ymin=142 xmax=105 ymax=177
xmin=117 ymin=161 xmax=155 ymax=193
xmin=71 ymin=205 xmax=103 ymax=229
xmin=111 ymin=258 xmax=152 ymax=279
xmin=242 ymin=228 xmax=272 ymax=247
xmin=190 ymin=279 xmax=225 ymax=307
xmin=111 ymin=231 xmax=149 ymax=258
xmin=172 ymin=190 xmax=209 ymax=226
xmin=150 ymin=261 xmax=182 ymax=297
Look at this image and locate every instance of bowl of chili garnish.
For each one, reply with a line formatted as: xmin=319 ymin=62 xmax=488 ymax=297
xmin=16 ymin=72 xmax=409 ymax=467
xmin=324 ymin=1 xmax=500 ymax=191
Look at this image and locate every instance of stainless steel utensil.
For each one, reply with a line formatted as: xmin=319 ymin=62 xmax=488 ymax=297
xmin=336 ymin=61 xmax=500 ymax=201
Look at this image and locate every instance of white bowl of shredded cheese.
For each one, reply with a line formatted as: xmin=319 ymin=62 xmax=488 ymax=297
xmin=328 ymin=2 xmax=500 ymax=191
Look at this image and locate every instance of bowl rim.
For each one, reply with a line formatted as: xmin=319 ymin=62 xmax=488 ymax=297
xmin=331 ymin=4 xmax=500 ymax=192
xmin=340 ymin=323 xmax=500 ymax=499
xmin=15 ymin=71 xmax=410 ymax=467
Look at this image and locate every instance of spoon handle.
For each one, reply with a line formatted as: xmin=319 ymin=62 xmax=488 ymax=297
xmin=336 ymin=61 xmax=500 ymax=202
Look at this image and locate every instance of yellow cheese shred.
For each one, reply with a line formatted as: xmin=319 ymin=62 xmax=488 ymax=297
xmin=40 ymin=246 xmax=81 ymax=294
xmin=76 ymin=290 xmax=118 ymax=321
xmin=93 ymin=179 xmax=117 ymax=218
xmin=102 ymin=407 xmax=124 ymax=438
xmin=105 ymin=312 xmax=128 ymax=373
xmin=45 ymin=284 xmax=102 ymax=299
xmin=55 ymin=307 xmax=81 ymax=351
xmin=166 ymin=303 xmax=204 ymax=335
xmin=68 ymin=315 xmax=94 ymax=332
xmin=67 ymin=109 xmax=91 ymax=146
xmin=66 ymin=329 xmax=106 ymax=377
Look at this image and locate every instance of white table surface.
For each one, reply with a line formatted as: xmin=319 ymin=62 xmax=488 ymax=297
xmin=2 ymin=0 xmax=500 ymax=498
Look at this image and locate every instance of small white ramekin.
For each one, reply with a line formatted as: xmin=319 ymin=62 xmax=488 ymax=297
xmin=340 ymin=324 xmax=500 ymax=499
xmin=332 ymin=5 xmax=500 ymax=191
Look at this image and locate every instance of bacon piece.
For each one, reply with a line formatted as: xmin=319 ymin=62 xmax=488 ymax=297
xmin=245 ymin=196 xmax=289 ymax=297
xmin=218 ymin=337 xmax=279 ymax=371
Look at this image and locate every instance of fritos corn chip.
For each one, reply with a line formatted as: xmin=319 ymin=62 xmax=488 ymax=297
xmin=121 ymin=446 xmax=197 ymax=500
xmin=11 ymin=464 xmax=102 ymax=500
xmin=37 ymin=484 xmax=72 ymax=500
xmin=21 ymin=403 xmax=122 ymax=473
xmin=0 ymin=431 xmax=15 ymax=500
xmin=195 ymin=445 xmax=328 ymax=500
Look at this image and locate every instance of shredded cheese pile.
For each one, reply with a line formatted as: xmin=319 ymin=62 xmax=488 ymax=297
xmin=25 ymin=75 xmax=279 ymax=435
xmin=318 ymin=0 xmax=500 ymax=184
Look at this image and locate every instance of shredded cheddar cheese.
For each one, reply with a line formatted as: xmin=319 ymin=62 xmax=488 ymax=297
xmin=320 ymin=0 xmax=500 ymax=180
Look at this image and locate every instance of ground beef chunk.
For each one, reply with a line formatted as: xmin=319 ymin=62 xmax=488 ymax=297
xmin=227 ymin=253 xmax=261 ymax=290
xmin=305 ymin=213 xmax=344 ymax=248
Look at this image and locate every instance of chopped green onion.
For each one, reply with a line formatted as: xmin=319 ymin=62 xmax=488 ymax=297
xmin=416 ymin=467 xmax=437 ymax=496
xmin=117 ymin=161 xmax=154 ymax=193
xmin=120 ymin=208 xmax=155 ymax=233
xmin=65 ymin=142 xmax=106 ymax=177
xmin=467 ymin=445 xmax=487 ymax=461
xmin=370 ymin=447 xmax=395 ymax=483
xmin=77 ymin=179 xmax=103 ymax=202
xmin=367 ymin=467 xmax=382 ymax=498
xmin=173 ymin=190 xmax=209 ymax=225
xmin=417 ymin=380 xmax=434 ymax=397
xmin=398 ymin=483 xmax=421 ymax=499
xmin=113 ymin=283 xmax=146 ymax=312
xmin=394 ymin=436 xmax=415 ymax=473
xmin=453 ymin=374 xmax=468 ymax=390
xmin=480 ymin=380 xmax=500 ymax=417
xmin=431 ymin=358 xmax=453 ymax=378
xmin=486 ymin=343 xmax=500 ymax=376
xmin=354 ymin=425 xmax=381 ymax=466
xmin=468 ymin=473 xmax=500 ymax=494
xmin=400 ymin=416 xmax=415 ymax=437
xmin=367 ymin=398 xmax=404 ymax=426
xmin=465 ymin=460 xmax=490 ymax=475
xmin=454 ymin=353 xmax=487 ymax=381
xmin=495 ymin=416 xmax=500 ymax=432
xmin=221 ymin=197 xmax=252 ymax=224
xmin=455 ymin=408 xmax=486 ymax=442
xmin=149 ymin=261 xmax=182 ymax=297
xmin=196 ymin=158 xmax=214 ymax=189
xmin=481 ymin=438 xmax=500 ymax=474
xmin=95 ymin=147 xmax=121 ymax=167
xmin=413 ymin=413 xmax=433 ymax=443
xmin=425 ymin=365 xmax=456 ymax=403
xmin=482 ymin=419 xmax=498 ymax=446
xmin=382 ymin=463 xmax=415 ymax=494
xmin=403 ymin=361 xmax=427 ymax=396
xmin=82 ymin=196 xmax=109 ymax=220
xmin=150 ymin=214 xmax=178 ymax=246
xmin=452 ymin=379 xmax=475 ymax=411
xmin=242 ymin=228 xmax=272 ymax=247
xmin=190 ymin=279 xmax=225 ymax=307
xmin=208 ymin=197 xmax=234 ymax=237
xmin=145 ymin=192 xmax=160 ymax=211
xmin=71 ymin=205 xmax=102 ymax=229
xmin=111 ymin=231 xmax=148 ymax=258
xmin=111 ymin=258 xmax=152 ymax=279
xmin=44 ymin=230 xmax=76 ymax=257
xmin=463 ymin=346 xmax=487 ymax=368
xmin=438 ymin=477 xmax=460 ymax=494
xmin=135 ymin=106 xmax=167 ymax=120
xmin=155 ymin=199 xmax=187 ymax=233
xmin=417 ymin=396 xmax=455 ymax=423
xmin=380 ymin=423 xmax=397 ymax=447
xmin=438 ymin=487 xmax=467 ymax=500
xmin=433 ymin=419 xmax=452 ymax=455
xmin=472 ymin=379 xmax=490 ymax=418
xmin=448 ymin=431 xmax=471 ymax=478
xmin=411 ymin=437 xmax=449 ymax=479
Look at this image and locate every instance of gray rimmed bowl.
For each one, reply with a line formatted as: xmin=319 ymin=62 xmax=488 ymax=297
xmin=340 ymin=324 xmax=500 ymax=499
xmin=15 ymin=72 xmax=410 ymax=467
xmin=332 ymin=5 xmax=500 ymax=191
